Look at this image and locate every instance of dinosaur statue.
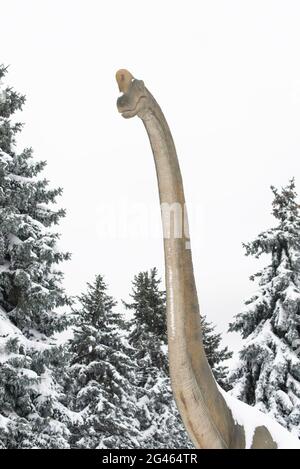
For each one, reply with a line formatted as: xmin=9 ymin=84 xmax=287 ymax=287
xmin=115 ymin=69 xmax=300 ymax=449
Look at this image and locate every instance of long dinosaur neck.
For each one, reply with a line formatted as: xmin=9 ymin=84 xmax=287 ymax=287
xmin=137 ymin=90 xmax=240 ymax=449
xmin=116 ymin=72 xmax=300 ymax=448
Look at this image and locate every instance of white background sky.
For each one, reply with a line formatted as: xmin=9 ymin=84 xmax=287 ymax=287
xmin=1 ymin=0 xmax=300 ymax=351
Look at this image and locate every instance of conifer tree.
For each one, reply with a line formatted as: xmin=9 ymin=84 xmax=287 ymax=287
xmin=200 ymin=314 xmax=232 ymax=389
xmin=66 ymin=275 xmax=139 ymax=448
xmin=229 ymin=179 xmax=300 ymax=437
xmin=0 ymin=65 xmax=72 ymax=448
xmin=124 ymin=268 xmax=192 ymax=448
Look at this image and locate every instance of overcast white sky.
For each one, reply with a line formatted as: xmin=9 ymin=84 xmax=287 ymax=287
xmin=1 ymin=0 xmax=300 ymax=350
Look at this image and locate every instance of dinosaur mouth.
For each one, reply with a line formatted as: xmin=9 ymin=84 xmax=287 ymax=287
xmin=119 ymin=96 xmax=147 ymax=118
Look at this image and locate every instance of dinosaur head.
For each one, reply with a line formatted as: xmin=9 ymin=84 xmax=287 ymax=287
xmin=116 ymin=69 xmax=147 ymax=119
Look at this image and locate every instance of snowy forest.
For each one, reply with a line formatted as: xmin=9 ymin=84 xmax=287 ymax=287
xmin=0 ymin=65 xmax=300 ymax=449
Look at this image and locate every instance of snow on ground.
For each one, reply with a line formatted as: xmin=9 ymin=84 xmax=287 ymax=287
xmin=220 ymin=387 xmax=300 ymax=449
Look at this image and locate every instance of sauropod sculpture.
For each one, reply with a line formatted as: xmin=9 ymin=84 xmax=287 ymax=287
xmin=115 ymin=69 xmax=300 ymax=449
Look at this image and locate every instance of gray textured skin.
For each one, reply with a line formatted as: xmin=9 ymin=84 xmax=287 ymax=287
xmin=116 ymin=72 xmax=280 ymax=449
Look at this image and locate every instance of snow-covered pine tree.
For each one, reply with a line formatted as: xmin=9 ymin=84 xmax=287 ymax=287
xmin=200 ymin=314 xmax=232 ymax=390
xmin=0 ymin=65 xmax=73 ymax=448
xmin=228 ymin=179 xmax=300 ymax=437
xmin=66 ymin=274 xmax=139 ymax=449
xmin=123 ymin=267 xmax=192 ymax=448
